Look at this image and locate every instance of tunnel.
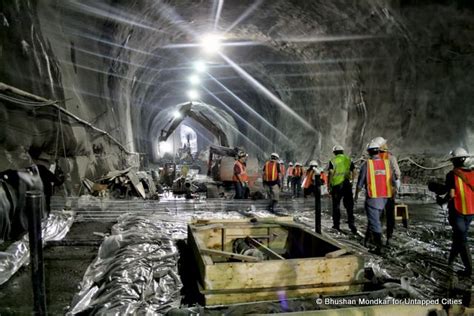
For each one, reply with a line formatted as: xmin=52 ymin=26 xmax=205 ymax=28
xmin=0 ymin=0 xmax=474 ymax=314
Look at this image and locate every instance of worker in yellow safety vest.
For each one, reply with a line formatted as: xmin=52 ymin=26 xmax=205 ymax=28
xmin=355 ymin=140 xmax=396 ymax=254
xmin=328 ymin=145 xmax=357 ymax=234
xmin=262 ymin=153 xmax=282 ymax=212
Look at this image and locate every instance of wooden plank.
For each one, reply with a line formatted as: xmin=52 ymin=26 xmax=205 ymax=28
xmin=246 ymin=237 xmax=285 ymax=260
xmin=192 ymin=216 xmax=294 ymax=225
xmin=204 ymin=255 xmax=363 ymax=290
xmin=325 ymin=249 xmax=348 ymax=258
xmin=204 ymin=284 xmax=363 ymax=306
xmin=192 ymin=223 xmax=225 ymax=231
xmin=189 ymin=226 xmax=214 ymax=265
xmin=201 ymin=248 xmax=262 ymax=262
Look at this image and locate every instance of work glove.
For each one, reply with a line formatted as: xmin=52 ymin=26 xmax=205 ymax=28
xmin=395 ymin=179 xmax=401 ymax=191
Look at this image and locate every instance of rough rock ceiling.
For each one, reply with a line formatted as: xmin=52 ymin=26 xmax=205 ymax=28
xmin=0 ymin=0 xmax=473 ymax=180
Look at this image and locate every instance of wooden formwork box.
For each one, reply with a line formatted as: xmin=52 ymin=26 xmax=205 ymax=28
xmin=188 ymin=217 xmax=365 ymax=306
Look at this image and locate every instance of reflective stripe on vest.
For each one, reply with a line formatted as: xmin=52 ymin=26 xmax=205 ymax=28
xmin=330 ymin=154 xmax=351 ymax=187
xmin=264 ymin=161 xmax=278 ymax=182
xmin=367 ymin=159 xmax=392 ymax=198
xmin=293 ymin=166 xmax=303 ymax=177
xmin=233 ymin=160 xmax=248 ymax=182
xmin=454 ymin=171 xmax=474 ymax=215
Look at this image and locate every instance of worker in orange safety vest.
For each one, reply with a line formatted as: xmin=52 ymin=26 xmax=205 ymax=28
xmin=355 ymin=139 xmax=396 ymax=255
xmin=437 ymin=147 xmax=474 ymax=277
xmin=233 ymin=151 xmax=249 ymax=199
xmin=262 ymin=153 xmax=282 ymax=212
xmin=302 ymin=160 xmax=323 ymax=198
xmin=292 ymin=162 xmax=304 ymax=198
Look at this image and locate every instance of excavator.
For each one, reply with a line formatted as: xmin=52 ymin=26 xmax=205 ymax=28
xmin=159 ymin=102 xmax=261 ymax=197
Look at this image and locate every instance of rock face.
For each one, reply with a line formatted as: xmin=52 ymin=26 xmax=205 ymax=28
xmin=0 ymin=0 xmax=473 ymax=186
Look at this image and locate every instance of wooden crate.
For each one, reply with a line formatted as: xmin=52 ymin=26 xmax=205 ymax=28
xmin=188 ymin=217 xmax=365 ymax=306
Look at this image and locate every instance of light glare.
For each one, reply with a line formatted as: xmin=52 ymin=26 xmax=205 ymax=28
xmin=188 ymin=74 xmax=200 ymax=85
xmin=194 ymin=61 xmax=206 ymax=72
xmin=187 ymin=90 xmax=199 ymax=100
xmin=200 ymin=34 xmax=222 ymax=54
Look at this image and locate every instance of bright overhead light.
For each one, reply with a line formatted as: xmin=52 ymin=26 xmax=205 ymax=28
xmin=187 ymin=90 xmax=199 ymax=100
xmin=188 ymin=74 xmax=200 ymax=85
xmin=159 ymin=141 xmax=173 ymax=154
xmin=193 ymin=61 xmax=206 ymax=72
xmin=173 ymin=111 xmax=182 ymax=119
xmin=200 ymin=33 xmax=222 ymax=54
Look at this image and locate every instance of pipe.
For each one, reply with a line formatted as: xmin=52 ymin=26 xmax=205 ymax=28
xmin=314 ymin=173 xmax=321 ymax=234
xmin=0 ymin=82 xmax=138 ymax=156
xmin=26 ymin=191 xmax=47 ymax=315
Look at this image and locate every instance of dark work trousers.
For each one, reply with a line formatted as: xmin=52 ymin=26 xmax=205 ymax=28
xmin=331 ymin=180 xmax=355 ymax=229
xmin=292 ymin=177 xmax=302 ymax=197
xmin=385 ymin=198 xmax=395 ymax=239
xmin=448 ymin=209 xmax=473 ymax=274
xmin=234 ymin=181 xmax=244 ymax=199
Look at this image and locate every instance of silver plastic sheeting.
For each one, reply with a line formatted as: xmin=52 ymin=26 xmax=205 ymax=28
xmin=68 ymin=214 xmax=183 ymax=315
xmin=0 ymin=211 xmax=74 ymax=285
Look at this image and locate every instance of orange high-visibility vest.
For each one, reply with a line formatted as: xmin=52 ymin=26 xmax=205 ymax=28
xmin=233 ymin=160 xmax=249 ymax=182
xmin=302 ymin=170 xmax=315 ymax=189
xmin=320 ymin=172 xmax=328 ymax=185
xmin=287 ymin=166 xmax=294 ymax=177
xmin=293 ymin=166 xmax=303 ymax=177
xmin=379 ymin=151 xmax=389 ymax=160
xmin=263 ymin=161 xmax=279 ymax=182
xmin=366 ymin=159 xmax=392 ymax=198
xmin=453 ymin=169 xmax=474 ymax=215
xmin=280 ymin=165 xmax=286 ymax=179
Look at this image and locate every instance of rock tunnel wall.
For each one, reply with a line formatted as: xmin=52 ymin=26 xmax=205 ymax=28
xmin=0 ymin=0 xmax=473 ymax=189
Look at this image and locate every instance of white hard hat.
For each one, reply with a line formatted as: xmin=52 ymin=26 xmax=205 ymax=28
xmin=279 ymin=160 xmax=284 ymax=164
xmin=288 ymin=162 xmax=293 ymax=166
xmin=295 ymin=162 xmax=301 ymax=166
xmin=367 ymin=139 xmax=380 ymax=151
xmin=449 ymin=147 xmax=471 ymax=160
xmin=237 ymin=150 xmax=247 ymax=158
xmin=371 ymin=137 xmax=387 ymax=148
xmin=309 ymin=160 xmax=318 ymax=167
xmin=332 ymin=145 xmax=344 ymax=152
xmin=270 ymin=152 xmax=280 ymax=160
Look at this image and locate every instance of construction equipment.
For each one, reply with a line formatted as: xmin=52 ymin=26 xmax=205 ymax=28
xmin=206 ymin=145 xmax=262 ymax=198
xmin=159 ymin=102 xmax=229 ymax=147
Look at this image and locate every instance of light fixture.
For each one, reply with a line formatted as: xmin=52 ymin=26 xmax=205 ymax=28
xmin=187 ymin=89 xmax=199 ymax=100
xmin=173 ymin=110 xmax=182 ymax=119
xmin=159 ymin=141 xmax=173 ymax=154
xmin=193 ymin=60 xmax=206 ymax=73
xmin=188 ymin=74 xmax=200 ymax=85
xmin=200 ymin=33 xmax=222 ymax=54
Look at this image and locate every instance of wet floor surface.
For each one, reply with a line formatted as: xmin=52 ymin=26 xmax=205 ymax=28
xmin=0 ymin=221 xmax=113 ymax=315
xmin=0 ymin=194 xmax=472 ymax=314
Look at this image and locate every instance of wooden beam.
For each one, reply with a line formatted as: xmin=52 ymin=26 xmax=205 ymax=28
xmin=245 ymin=237 xmax=285 ymax=260
xmin=201 ymin=248 xmax=262 ymax=262
xmin=325 ymin=249 xmax=348 ymax=258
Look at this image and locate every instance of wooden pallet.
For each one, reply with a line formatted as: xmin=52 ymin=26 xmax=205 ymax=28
xmin=188 ymin=217 xmax=364 ymax=306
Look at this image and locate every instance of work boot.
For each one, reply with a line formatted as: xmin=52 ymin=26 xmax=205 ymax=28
xmin=364 ymin=228 xmax=371 ymax=247
xmin=349 ymin=224 xmax=357 ymax=234
xmin=372 ymin=232 xmax=383 ymax=255
xmin=459 ymin=244 xmax=472 ymax=278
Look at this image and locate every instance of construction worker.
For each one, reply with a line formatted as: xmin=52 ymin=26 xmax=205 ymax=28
xmin=443 ymin=148 xmax=474 ymax=277
xmin=354 ymin=140 xmax=396 ymax=254
xmin=286 ymin=162 xmax=294 ymax=190
xmin=292 ymin=162 xmax=304 ymax=198
xmin=262 ymin=153 xmax=282 ymax=212
xmin=233 ymin=151 xmax=249 ymax=199
xmin=279 ymin=160 xmax=286 ymax=189
xmin=328 ymin=145 xmax=357 ymax=233
xmin=374 ymin=137 xmax=401 ymax=245
xmin=302 ymin=160 xmax=321 ymax=198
